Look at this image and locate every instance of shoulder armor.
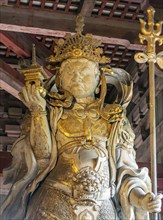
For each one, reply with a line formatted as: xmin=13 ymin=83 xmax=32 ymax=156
xmin=100 ymin=104 xmax=123 ymax=122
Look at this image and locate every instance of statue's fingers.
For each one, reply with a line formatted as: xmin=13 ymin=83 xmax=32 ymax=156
xmin=155 ymin=194 xmax=163 ymax=200
xmin=148 ymin=200 xmax=161 ymax=207
xmin=30 ymin=84 xmax=38 ymax=101
xmin=26 ymin=84 xmax=33 ymax=101
xmin=31 ymin=84 xmax=38 ymax=101
xmin=18 ymin=92 xmax=24 ymax=101
xmin=148 ymin=194 xmax=163 ymax=205
xmin=31 ymin=84 xmax=36 ymax=95
xmin=18 ymin=92 xmax=25 ymax=102
xmin=18 ymin=92 xmax=27 ymax=106
xmin=35 ymin=87 xmax=42 ymax=101
xmin=22 ymin=87 xmax=29 ymax=103
xmin=148 ymin=203 xmax=161 ymax=212
xmin=145 ymin=192 xmax=155 ymax=202
xmin=149 ymin=209 xmax=161 ymax=214
xmin=148 ymin=206 xmax=161 ymax=213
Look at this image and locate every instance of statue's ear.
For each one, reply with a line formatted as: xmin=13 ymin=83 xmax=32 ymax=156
xmin=104 ymin=68 xmax=133 ymax=108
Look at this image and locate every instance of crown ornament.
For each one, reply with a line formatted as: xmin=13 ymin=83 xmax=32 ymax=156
xmin=48 ymin=15 xmax=110 ymax=66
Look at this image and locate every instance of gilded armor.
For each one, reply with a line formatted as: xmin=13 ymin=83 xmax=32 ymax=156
xmin=26 ymin=103 xmax=120 ymax=220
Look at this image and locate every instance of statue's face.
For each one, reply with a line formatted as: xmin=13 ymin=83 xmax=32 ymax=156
xmin=60 ymin=58 xmax=100 ymax=98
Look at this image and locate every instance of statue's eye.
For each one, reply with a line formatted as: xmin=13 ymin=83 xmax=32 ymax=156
xmin=66 ymin=66 xmax=72 ymax=73
xmin=82 ymin=67 xmax=89 ymax=72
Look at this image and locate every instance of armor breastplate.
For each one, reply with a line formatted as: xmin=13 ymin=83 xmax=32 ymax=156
xmin=47 ymin=108 xmax=111 ymax=202
xmin=57 ymin=110 xmax=109 ymax=139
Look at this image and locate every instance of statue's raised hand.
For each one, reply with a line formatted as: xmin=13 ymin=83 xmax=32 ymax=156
xmin=19 ymin=84 xmax=46 ymax=112
xmin=141 ymin=192 xmax=162 ymax=213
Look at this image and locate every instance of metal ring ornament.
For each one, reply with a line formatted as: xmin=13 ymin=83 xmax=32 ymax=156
xmin=134 ymin=52 xmax=148 ymax=64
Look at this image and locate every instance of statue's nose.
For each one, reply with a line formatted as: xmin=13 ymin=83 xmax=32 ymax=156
xmin=73 ymin=71 xmax=81 ymax=79
xmin=75 ymin=71 xmax=80 ymax=76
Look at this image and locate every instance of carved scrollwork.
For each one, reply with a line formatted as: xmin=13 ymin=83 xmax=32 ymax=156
xmin=134 ymin=52 xmax=148 ymax=64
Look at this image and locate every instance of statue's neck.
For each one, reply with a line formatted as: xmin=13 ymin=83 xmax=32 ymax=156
xmin=75 ymin=96 xmax=95 ymax=105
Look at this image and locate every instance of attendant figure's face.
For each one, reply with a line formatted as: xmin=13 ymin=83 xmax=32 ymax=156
xmin=60 ymin=58 xmax=100 ymax=98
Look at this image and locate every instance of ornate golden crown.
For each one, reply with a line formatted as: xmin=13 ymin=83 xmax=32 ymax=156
xmin=48 ymin=15 xmax=110 ymax=65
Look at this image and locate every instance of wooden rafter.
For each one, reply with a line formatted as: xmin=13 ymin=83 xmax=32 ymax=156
xmin=0 ymin=31 xmax=52 ymax=76
xmin=0 ymin=26 xmax=146 ymax=52
xmin=0 ymin=31 xmax=50 ymax=59
xmin=0 ymin=5 xmax=142 ymax=43
xmin=0 ymin=32 xmax=30 ymax=57
xmin=80 ymin=0 xmax=95 ymax=17
xmin=0 ymin=60 xmax=24 ymax=99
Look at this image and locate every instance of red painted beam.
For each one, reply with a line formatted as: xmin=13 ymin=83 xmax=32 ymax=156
xmin=0 ymin=5 xmax=142 ymax=43
xmin=0 ymin=59 xmax=24 ymax=84
xmin=0 ymin=59 xmax=24 ymax=98
xmin=0 ymin=23 xmax=146 ymax=51
xmin=0 ymin=80 xmax=21 ymax=100
xmin=0 ymin=31 xmax=52 ymax=77
xmin=0 ymin=32 xmax=30 ymax=57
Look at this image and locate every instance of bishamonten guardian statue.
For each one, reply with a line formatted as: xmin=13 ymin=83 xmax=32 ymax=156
xmin=0 ymin=15 xmax=162 ymax=220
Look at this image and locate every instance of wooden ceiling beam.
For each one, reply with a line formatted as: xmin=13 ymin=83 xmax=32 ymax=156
xmin=0 ymin=31 xmax=52 ymax=77
xmin=80 ymin=0 xmax=95 ymax=17
xmin=0 ymin=59 xmax=24 ymax=99
xmin=0 ymin=31 xmax=50 ymax=60
xmin=0 ymin=25 xmax=146 ymax=51
xmin=0 ymin=80 xmax=21 ymax=100
xmin=0 ymin=59 xmax=24 ymax=85
xmin=149 ymin=0 xmax=163 ymax=9
xmin=0 ymin=32 xmax=30 ymax=58
xmin=0 ymin=5 xmax=142 ymax=44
